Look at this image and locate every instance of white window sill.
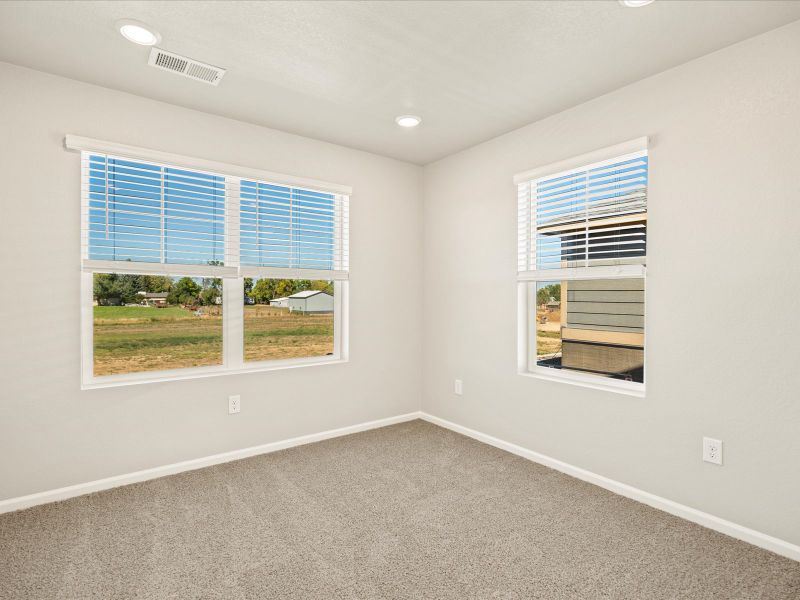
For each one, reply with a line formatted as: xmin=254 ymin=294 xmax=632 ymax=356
xmin=520 ymin=367 xmax=645 ymax=398
xmin=82 ymin=356 xmax=347 ymax=390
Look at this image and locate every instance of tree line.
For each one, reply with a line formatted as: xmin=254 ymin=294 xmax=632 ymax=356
xmin=244 ymin=278 xmax=333 ymax=303
xmin=93 ymin=273 xmax=333 ymax=306
xmin=93 ymin=273 xmax=221 ymax=306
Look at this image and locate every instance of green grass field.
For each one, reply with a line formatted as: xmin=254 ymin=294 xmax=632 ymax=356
xmin=94 ymin=306 xmax=193 ymax=321
xmin=93 ymin=305 xmax=333 ymax=376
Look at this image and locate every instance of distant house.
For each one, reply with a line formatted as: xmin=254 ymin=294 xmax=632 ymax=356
xmin=545 ymin=299 xmax=560 ymax=312
xmin=287 ymin=290 xmax=333 ymax=314
xmin=269 ymin=297 xmax=289 ymax=308
xmin=137 ymin=291 xmax=169 ymax=306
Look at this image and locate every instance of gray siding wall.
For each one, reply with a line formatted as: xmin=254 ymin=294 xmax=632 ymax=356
xmin=306 ymin=292 xmax=334 ymax=313
xmin=289 ymin=293 xmax=334 ymax=313
xmin=565 ymin=278 xmax=644 ymax=333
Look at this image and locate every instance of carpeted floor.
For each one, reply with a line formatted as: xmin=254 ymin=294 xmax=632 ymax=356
xmin=1 ymin=420 xmax=798 ymax=599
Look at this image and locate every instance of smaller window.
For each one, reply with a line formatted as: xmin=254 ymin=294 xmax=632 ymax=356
xmin=516 ymin=138 xmax=648 ymax=394
xmin=243 ymin=278 xmax=335 ymax=363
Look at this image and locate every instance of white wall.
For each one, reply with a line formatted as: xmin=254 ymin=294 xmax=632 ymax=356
xmin=0 ymin=62 xmax=423 ymax=501
xmin=2 ymin=19 xmax=798 ymax=548
xmin=421 ymin=21 xmax=800 ymax=545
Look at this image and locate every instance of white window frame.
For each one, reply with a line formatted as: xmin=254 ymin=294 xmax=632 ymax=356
xmin=515 ymin=137 xmax=648 ymax=397
xmin=69 ymin=135 xmax=350 ymax=389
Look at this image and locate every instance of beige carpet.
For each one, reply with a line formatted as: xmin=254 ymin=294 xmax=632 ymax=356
xmin=1 ymin=420 xmax=798 ymax=599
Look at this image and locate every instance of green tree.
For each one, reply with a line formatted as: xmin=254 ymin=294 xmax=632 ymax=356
xmin=536 ymin=286 xmax=550 ymax=307
xmin=201 ymin=276 xmax=221 ymax=293
xmin=309 ymin=280 xmax=334 ymax=295
xmin=275 ymin=279 xmax=300 ymax=298
xmin=251 ymin=278 xmax=277 ymax=304
xmin=93 ymin=273 xmax=144 ymax=304
xmin=200 ymin=286 xmax=221 ymax=306
xmin=243 ymin=277 xmax=254 ymax=296
xmin=168 ymin=277 xmax=201 ymax=305
xmin=93 ymin=273 xmax=119 ymax=305
xmin=246 ymin=278 xmax=330 ymax=304
xmin=143 ymin=275 xmax=172 ymax=293
xmin=536 ymin=283 xmax=561 ymax=307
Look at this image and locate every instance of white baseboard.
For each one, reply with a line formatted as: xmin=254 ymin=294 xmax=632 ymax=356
xmin=420 ymin=412 xmax=800 ymax=563
xmin=0 ymin=411 xmax=422 ymax=515
xmin=3 ymin=410 xmax=797 ymax=563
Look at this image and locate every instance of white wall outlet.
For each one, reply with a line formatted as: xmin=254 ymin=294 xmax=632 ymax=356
xmin=228 ymin=395 xmax=241 ymax=414
xmin=703 ymin=437 xmax=722 ymax=465
xmin=454 ymin=379 xmax=463 ymax=395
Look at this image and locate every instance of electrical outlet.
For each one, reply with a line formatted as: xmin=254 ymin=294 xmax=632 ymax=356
xmin=703 ymin=437 xmax=722 ymax=465
xmin=454 ymin=379 xmax=463 ymax=395
xmin=228 ymin=395 xmax=241 ymax=414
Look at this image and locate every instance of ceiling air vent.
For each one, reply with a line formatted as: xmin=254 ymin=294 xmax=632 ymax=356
xmin=147 ymin=48 xmax=226 ymax=86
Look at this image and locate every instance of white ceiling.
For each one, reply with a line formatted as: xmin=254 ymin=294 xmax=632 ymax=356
xmin=1 ymin=1 xmax=799 ymax=164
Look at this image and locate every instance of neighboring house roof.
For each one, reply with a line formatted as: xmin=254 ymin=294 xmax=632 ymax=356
xmin=271 ymin=297 xmax=289 ymax=302
xmin=288 ymin=290 xmax=329 ymax=299
xmin=142 ymin=292 xmax=169 ymax=299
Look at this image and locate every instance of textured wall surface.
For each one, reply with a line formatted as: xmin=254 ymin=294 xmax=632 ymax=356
xmin=0 ymin=62 xmax=423 ymax=500
xmin=421 ymin=21 xmax=800 ymax=544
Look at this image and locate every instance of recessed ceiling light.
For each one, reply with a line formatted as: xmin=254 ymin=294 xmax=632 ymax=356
xmin=117 ymin=19 xmax=161 ymax=46
xmin=395 ymin=115 xmax=422 ymax=128
xmin=619 ymin=0 xmax=654 ymax=6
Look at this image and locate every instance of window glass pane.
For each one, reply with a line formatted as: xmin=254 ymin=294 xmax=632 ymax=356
xmin=535 ymin=278 xmax=644 ymax=384
xmin=92 ymin=273 xmax=223 ymax=376
xmin=243 ymin=278 xmax=334 ymax=362
xmin=87 ymin=156 xmax=226 ymax=265
xmin=240 ymin=182 xmax=336 ymax=270
xmin=533 ymin=153 xmax=647 ymax=270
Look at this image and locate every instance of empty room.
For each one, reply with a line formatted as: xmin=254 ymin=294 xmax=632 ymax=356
xmin=1 ymin=1 xmax=799 ymax=598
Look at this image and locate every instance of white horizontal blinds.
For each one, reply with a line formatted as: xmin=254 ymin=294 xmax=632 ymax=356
xmin=240 ymin=180 xmax=349 ymax=273
xmin=334 ymin=193 xmax=349 ymax=272
xmin=517 ymin=181 xmax=532 ymax=272
xmin=83 ymin=153 xmax=230 ymax=266
xmin=531 ymin=150 xmax=648 ymax=270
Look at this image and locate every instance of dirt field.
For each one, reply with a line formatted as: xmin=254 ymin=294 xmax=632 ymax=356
xmin=536 ymin=309 xmax=562 ymax=357
xmin=243 ymin=305 xmax=334 ymax=363
xmin=93 ymin=305 xmax=333 ymax=376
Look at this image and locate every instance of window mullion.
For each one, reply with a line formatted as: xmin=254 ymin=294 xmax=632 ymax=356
xmin=224 ymin=177 xmax=243 ymax=368
xmin=223 ymin=277 xmax=244 ymax=369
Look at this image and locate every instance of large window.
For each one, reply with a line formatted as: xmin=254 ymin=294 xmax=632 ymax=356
xmin=72 ymin=136 xmax=349 ymax=387
xmin=516 ymin=138 xmax=647 ymax=395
